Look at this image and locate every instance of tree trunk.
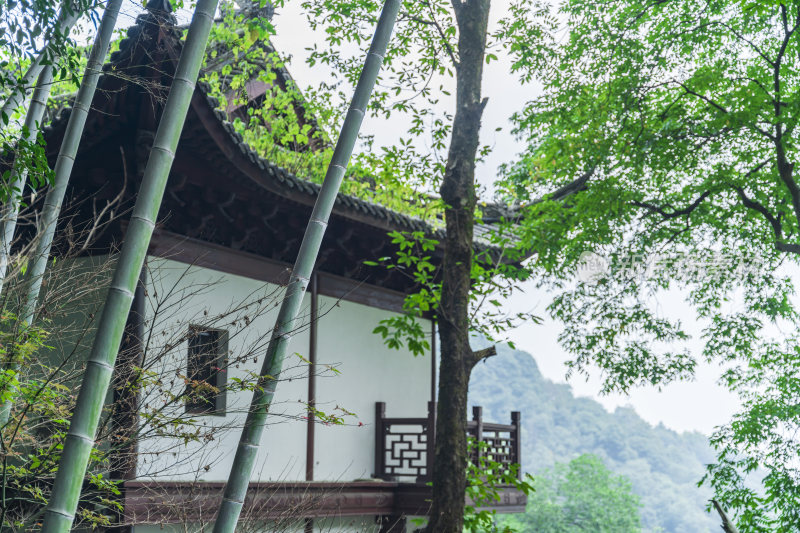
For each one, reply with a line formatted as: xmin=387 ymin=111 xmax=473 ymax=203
xmin=425 ymin=1 xmax=490 ymax=532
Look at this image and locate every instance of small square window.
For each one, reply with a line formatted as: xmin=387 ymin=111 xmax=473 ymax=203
xmin=186 ymin=326 xmax=228 ymax=416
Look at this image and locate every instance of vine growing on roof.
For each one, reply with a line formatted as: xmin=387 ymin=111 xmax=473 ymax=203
xmin=199 ymin=0 xmax=441 ymax=219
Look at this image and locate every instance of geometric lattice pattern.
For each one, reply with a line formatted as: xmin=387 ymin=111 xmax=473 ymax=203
xmin=375 ymin=402 xmax=521 ymax=484
xmin=382 ymin=422 xmax=430 ymax=483
xmin=468 ymin=423 xmax=514 ymax=465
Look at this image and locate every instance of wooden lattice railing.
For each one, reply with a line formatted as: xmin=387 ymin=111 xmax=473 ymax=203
xmin=373 ymin=402 xmax=522 ymax=484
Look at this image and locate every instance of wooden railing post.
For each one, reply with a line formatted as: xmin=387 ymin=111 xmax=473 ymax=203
xmin=374 ymin=402 xmax=386 ymax=479
xmin=424 ymin=401 xmax=436 ymax=483
xmin=511 ymin=411 xmax=522 ymax=479
xmin=473 ymin=406 xmax=483 ymax=464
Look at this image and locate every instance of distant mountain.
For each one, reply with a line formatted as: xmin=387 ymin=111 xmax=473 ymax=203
xmin=469 ymin=344 xmax=718 ymax=533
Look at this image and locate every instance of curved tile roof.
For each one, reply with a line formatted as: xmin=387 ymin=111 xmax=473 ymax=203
xmin=42 ymin=1 xmax=514 ymax=253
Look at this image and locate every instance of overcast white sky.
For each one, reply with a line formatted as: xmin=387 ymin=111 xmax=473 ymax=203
xmin=159 ymin=0 xmax=742 ymax=435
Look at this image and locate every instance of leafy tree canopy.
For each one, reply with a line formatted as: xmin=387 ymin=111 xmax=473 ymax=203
xmin=503 ymin=454 xmax=642 ymax=533
xmin=498 ymin=0 xmax=800 ymax=529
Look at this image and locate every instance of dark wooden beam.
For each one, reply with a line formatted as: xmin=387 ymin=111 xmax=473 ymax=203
xmin=147 ymin=230 xmax=409 ymax=314
xmin=122 ymin=480 xmax=527 ymax=524
xmin=431 ymin=320 xmax=437 ymax=406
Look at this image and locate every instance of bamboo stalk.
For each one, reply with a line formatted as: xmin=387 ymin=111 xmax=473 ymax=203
xmin=21 ymin=0 xmax=124 ymax=326
xmin=0 ymin=0 xmax=125 ymax=429
xmin=0 ymin=65 xmax=55 ymax=296
xmin=0 ymin=0 xmax=88 ymax=289
xmin=0 ymin=0 xmax=84 ymax=126
xmin=40 ymin=1 xmax=219 ymax=531
xmin=211 ymin=2 xmax=400 ymax=531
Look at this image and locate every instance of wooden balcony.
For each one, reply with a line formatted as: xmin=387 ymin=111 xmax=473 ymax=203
xmin=374 ymin=401 xmax=523 ymax=484
xmin=124 ymin=402 xmax=525 ymax=525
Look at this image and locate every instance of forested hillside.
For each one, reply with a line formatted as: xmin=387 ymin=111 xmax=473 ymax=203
xmin=469 ymin=344 xmax=719 ymax=533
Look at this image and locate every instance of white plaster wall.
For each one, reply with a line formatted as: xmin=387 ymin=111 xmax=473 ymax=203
xmin=136 ymin=257 xmax=432 ymax=485
xmin=37 ymin=254 xmax=114 ymax=372
xmin=137 ymin=257 xmax=309 ymax=482
xmin=313 ymin=296 xmax=432 ymax=481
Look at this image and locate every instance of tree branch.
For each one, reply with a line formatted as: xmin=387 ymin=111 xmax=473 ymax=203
xmin=733 ymin=168 xmax=800 ymax=257
xmin=531 ymin=168 xmax=595 ymax=205
xmin=480 ymin=168 xmax=595 ymax=225
xmin=677 ymin=82 xmax=729 ymax=114
xmin=676 ymin=81 xmax=775 ymax=141
xmin=403 ymin=10 xmax=458 ymax=67
xmin=711 ymin=500 xmax=740 ymax=533
xmin=632 ymin=190 xmax=712 ymax=220
xmin=768 ymin=5 xmax=800 ymax=232
xmin=471 ymin=345 xmax=496 ymax=366
xmin=735 ymin=186 xmax=782 ymax=239
xmin=719 ymin=22 xmax=775 ymax=67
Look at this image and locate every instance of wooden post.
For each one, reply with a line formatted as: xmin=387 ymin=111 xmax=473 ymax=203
xmin=374 ymin=402 xmax=386 ymax=479
xmin=108 ymin=267 xmax=146 ymax=533
xmin=425 ymin=400 xmax=436 ymax=483
xmin=511 ymin=411 xmax=522 ymax=479
xmin=305 ymin=273 xmax=318 ymax=482
xmin=473 ymin=406 xmax=483 ymax=464
xmin=430 ymin=319 xmax=436 ymax=406
xmin=304 ymin=274 xmax=317 ymax=533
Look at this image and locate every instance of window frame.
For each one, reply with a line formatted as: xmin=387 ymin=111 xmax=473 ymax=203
xmin=185 ymin=325 xmax=228 ymax=416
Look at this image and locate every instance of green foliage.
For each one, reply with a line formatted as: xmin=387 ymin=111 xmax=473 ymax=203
xmin=464 ymin=439 xmax=534 ymax=533
xmin=197 ymin=0 xmax=553 ymax=223
xmin=0 ymin=310 xmax=124 ymax=530
xmin=0 ymin=0 xmax=103 ymax=203
xmin=0 ymin=0 xmax=95 ymax=107
xmin=0 ymin=312 xmax=49 ymax=419
xmin=0 ymin=309 xmax=206 ymax=530
xmin=200 ymin=1 xmax=440 ymax=218
xmin=497 ymin=0 xmax=800 ymax=527
xmin=196 ymin=2 xmax=548 ymax=363
xmin=1 ymin=122 xmax=54 ymax=201
xmin=368 ymin=229 xmax=538 ymax=356
xmin=298 ymin=0 xmax=549 ymax=187
xmin=502 ymin=454 xmax=641 ymax=533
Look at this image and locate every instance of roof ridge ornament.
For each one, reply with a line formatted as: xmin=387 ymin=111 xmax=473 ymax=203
xmin=146 ymin=0 xmax=174 ymax=14
xmin=138 ymin=0 xmax=178 ymax=40
xmin=143 ymin=0 xmax=177 ymax=32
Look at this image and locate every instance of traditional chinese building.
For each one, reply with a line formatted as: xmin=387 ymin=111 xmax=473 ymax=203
xmin=36 ymin=2 xmax=526 ymax=531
